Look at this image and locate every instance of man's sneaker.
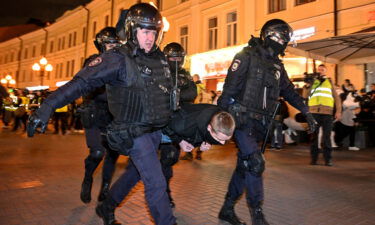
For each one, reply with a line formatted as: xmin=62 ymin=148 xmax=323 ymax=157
xmin=181 ymin=152 xmax=193 ymax=160
xmin=348 ymin=146 xmax=360 ymax=151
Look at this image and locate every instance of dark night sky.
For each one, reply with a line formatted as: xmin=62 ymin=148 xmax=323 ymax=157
xmin=1 ymin=0 xmax=92 ymax=27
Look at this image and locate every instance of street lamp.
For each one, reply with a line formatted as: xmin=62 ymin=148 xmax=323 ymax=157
xmin=32 ymin=57 xmax=53 ymax=86
xmin=1 ymin=74 xmax=16 ymax=88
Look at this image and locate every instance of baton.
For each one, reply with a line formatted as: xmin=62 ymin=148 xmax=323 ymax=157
xmin=261 ymin=102 xmax=281 ymax=154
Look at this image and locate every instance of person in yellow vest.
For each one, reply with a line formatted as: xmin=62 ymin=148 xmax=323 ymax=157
xmin=54 ymin=104 xmax=69 ymax=135
xmin=307 ymin=64 xmax=342 ymax=166
xmin=12 ymin=89 xmax=29 ymax=132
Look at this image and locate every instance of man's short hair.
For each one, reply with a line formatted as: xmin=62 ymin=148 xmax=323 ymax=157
xmin=210 ymin=111 xmax=235 ymax=136
xmin=318 ymin=64 xmax=326 ymax=68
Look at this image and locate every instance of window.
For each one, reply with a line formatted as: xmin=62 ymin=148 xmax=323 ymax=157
xmin=105 ymin=15 xmax=109 ymax=27
xmin=208 ymin=17 xmax=218 ymax=50
xmin=59 ymin=63 xmax=64 ymax=78
xmin=80 ymin=57 xmax=85 ymax=68
xmin=24 ymin=48 xmax=28 ymax=59
xmin=55 ymin=64 xmax=59 ymax=78
xmin=66 ymin=61 xmax=70 ymax=77
xmin=82 ymin=27 xmax=87 ymax=43
xmin=10 ymin=52 xmax=14 ymax=62
xmin=68 ymin=33 xmax=72 ymax=48
xmin=62 ymin=37 xmax=65 ymax=50
xmin=50 ymin=41 xmax=54 ymax=53
xmin=30 ymin=71 xmax=33 ymax=82
xmin=32 ymin=46 xmax=36 ymax=57
xmin=181 ymin=0 xmax=188 ymax=2
xmin=0 ymin=56 xmax=2 ymax=64
xmin=22 ymin=70 xmax=26 ymax=82
xmin=92 ymin=21 xmax=97 ymax=38
xmin=269 ymin=0 xmax=286 ymax=13
xmin=4 ymin=54 xmax=8 ymax=63
xmin=296 ymin=0 xmax=315 ymax=6
xmin=73 ymin=32 xmax=77 ymax=46
xmin=226 ymin=12 xmax=237 ymax=46
xmin=58 ymin=38 xmax=61 ymax=51
xmin=180 ymin=26 xmax=188 ymax=54
xmin=70 ymin=60 xmax=75 ymax=76
xmin=46 ymin=71 xmax=50 ymax=80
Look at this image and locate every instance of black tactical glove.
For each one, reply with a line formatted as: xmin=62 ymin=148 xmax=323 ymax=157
xmin=305 ymin=112 xmax=318 ymax=134
xmin=27 ymin=104 xmax=53 ymax=137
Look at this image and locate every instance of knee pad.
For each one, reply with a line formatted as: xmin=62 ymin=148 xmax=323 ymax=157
xmin=89 ymin=148 xmax=105 ymax=160
xmin=160 ymin=145 xmax=180 ymax=167
xmin=238 ymin=151 xmax=265 ymax=177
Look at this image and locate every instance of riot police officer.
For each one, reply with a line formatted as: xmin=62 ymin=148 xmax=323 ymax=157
xmin=160 ymin=42 xmax=197 ymax=207
xmin=79 ymin=27 xmax=121 ymax=204
xmin=217 ymin=19 xmax=318 ymax=225
xmin=27 ymin=3 xmax=176 ymax=225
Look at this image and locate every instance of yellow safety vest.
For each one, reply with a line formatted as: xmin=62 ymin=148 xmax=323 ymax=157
xmin=55 ymin=105 xmax=68 ymax=112
xmin=308 ymin=79 xmax=334 ymax=107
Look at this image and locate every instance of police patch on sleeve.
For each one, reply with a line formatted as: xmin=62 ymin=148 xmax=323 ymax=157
xmin=231 ymin=59 xmax=241 ymax=72
xmin=88 ymin=57 xmax=103 ymax=67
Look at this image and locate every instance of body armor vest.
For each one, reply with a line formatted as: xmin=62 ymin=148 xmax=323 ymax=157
xmin=239 ymin=45 xmax=282 ymax=119
xmin=106 ymin=45 xmax=172 ymax=128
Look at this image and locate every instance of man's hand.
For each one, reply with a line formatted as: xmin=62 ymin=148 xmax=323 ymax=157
xmin=27 ymin=114 xmax=48 ymax=137
xmin=179 ymin=140 xmax=194 ymax=152
xmin=199 ymin=142 xmax=211 ymax=151
xmin=305 ymin=112 xmax=318 ymax=134
xmin=335 ymin=112 xmax=342 ymax=121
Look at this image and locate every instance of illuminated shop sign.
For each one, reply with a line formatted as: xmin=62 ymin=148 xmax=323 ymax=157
xmin=292 ymin=27 xmax=316 ymax=41
xmin=56 ymin=81 xmax=70 ymax=87
xmin=190 ymin=44 xmax=246 ymax=78
xmin=26 ymin=85 xmax=50 ymax=91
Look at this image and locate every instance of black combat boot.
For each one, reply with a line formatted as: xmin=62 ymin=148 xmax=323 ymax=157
xmin=250 ymin=204 xmax=269 ymax=225
xmin=98 ymin=182 xmax=110 ymax=202
xmin=218 ymin=195 xmax=246 ymax=225
xmin=80 ymin=176 xmax=93 ymax=204
xmin=96 ymin=196 xmax=121 ymax=225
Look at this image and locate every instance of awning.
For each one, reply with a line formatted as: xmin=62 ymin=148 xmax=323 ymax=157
xmin=287 ymin=29 xmax=375 ymax=64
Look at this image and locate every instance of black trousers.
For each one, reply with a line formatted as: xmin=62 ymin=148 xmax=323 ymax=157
xmin=334 ymin=121 xmax=355 ymax=147
xmin=311 ymin=114 xmax=333 ymax=162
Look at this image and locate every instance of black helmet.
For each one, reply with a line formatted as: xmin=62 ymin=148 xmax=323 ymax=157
xmin=163 ymin=42 xmax=185 ymax=70
xmin=261 ymin=19 xmax=293 ymax=44
xmin=124 ymin=3 xmax=163 ymax=51
xmin=94 ymin=27 xmax=120 ymax=53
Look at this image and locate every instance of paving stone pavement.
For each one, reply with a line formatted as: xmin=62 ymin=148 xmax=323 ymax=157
xmin=0 ymin=128 xmax=374 ymax=225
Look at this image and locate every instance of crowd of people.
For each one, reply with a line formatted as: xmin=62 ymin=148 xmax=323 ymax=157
xmin=0 ymin=87 xmax=84 ymax=134
xmin=0 ymin=3 xmax=374 ymax=225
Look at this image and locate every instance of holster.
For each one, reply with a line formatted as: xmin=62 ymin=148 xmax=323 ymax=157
xmin=79 ymin=104 xmax=96 ymax=129
xmin=228 ymin=103 xmax=248 ymax=127
xmin=106 ymin=124 xmax=152 ymax=156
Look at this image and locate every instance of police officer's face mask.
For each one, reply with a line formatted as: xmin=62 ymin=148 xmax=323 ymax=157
xmin=265 ymin=37 xmax=288 ymax=56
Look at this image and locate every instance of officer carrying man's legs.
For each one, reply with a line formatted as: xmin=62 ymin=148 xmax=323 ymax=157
xmin=217 ymin=19 xmax=318 ymax=225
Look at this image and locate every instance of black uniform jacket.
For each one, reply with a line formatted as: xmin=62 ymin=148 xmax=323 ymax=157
xmin=218 ymin=37 xmax=308 ymax=115
xmin=163 ymin=104 xmax=222 ymax=147
xmin=36 ymin=46 xmax=164 ymax=123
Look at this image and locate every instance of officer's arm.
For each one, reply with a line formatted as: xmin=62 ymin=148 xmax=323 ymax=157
xmin=218 ymin=51 xmax=248 ymax=109
xmin=279 ymin=70 xmax=309 ymax=115
xmin=180 ymin=80 xmax=197 ymax=102
xmin=35 ymin=52 xmax=124 ymax=123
